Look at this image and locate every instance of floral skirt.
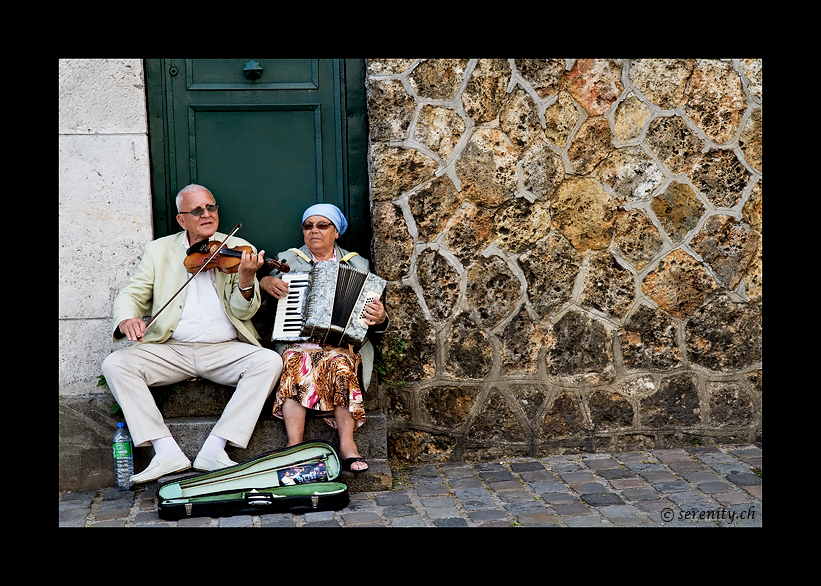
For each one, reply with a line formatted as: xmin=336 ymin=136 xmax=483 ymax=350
xmin=273 ymin=342 xmax=365 ymax=429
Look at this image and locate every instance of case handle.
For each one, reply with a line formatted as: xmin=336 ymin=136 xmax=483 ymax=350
xmin=246 ymin=492 xmax=274 ymax=506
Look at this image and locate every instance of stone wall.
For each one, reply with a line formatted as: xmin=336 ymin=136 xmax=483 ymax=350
xmin=364 ymin=59 xmax=762 ymax=461
xmin=59 ymin=59 xmax=153 ymax=395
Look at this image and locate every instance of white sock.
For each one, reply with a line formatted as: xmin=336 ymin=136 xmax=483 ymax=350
xmin=151 ymin=436 xmax=183 ymax=460
xmin=198 ymin=435 xmax=228 ymax=460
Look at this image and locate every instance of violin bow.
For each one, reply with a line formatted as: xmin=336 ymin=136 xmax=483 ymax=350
xmin=144 ymin=223 xmax=242 ymax=331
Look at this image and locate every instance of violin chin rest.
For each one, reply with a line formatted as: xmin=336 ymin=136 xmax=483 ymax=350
xmin=186 ymin=239 xmax=212 ymax=256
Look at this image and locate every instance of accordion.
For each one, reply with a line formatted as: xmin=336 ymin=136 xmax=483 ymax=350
xmin=271 ymin=261 xmax=386 ymax=347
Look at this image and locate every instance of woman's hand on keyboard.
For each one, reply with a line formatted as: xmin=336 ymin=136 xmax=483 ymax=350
xmin=259 ymin=276 xmax=290 ymax=300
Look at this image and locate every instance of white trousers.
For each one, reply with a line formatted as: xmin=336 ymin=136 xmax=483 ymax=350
xmin=102 ymin=339 xmax=283 ymax=449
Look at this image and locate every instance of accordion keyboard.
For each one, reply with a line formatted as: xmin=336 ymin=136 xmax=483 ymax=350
xmin=270 ymin=273 xmax=311 ymax=342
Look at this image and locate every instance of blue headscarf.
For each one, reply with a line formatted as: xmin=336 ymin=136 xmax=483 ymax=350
xmin=302 ymin=203 xmax=348 ymax=236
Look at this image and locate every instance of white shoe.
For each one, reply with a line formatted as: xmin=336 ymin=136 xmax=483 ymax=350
xmin=193 ymin=452 xmax=238 ymax=472
xmin=130 ymin=452 xmax=191 ymax=484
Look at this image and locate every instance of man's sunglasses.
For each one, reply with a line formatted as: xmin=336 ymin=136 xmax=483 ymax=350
xmin=179 ymin=204 xmax=219 ymax=217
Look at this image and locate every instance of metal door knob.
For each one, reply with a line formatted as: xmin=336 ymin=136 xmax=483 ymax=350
xmin=243 ymin=60 xmax=263 ymax=80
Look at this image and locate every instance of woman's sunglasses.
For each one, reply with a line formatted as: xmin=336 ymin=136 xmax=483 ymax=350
xmin=302 ymin=221 xmax=334 ymax=231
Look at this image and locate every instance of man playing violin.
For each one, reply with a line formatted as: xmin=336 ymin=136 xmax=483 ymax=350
xmin=101 ymin=184 xmax=283 ymax=483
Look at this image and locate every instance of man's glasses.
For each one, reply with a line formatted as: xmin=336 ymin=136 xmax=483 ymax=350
xmin=302 ymin=221 xmax=334 ymax=231
xmin=179 ymin=204 xmax=219 ymax=217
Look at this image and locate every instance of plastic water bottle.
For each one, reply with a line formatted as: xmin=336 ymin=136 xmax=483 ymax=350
xmin=113 ymin=422 xmax=134 ymax=490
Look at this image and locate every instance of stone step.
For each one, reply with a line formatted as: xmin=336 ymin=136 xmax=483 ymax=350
xmin=167 ymin=412 xmax=385 ymax=460
xmin=158 ymin=378 xmax=383 ymax=421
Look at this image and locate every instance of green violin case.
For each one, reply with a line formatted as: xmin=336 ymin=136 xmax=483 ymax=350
xmin=157 ymin=441 xmax=349 ymax=520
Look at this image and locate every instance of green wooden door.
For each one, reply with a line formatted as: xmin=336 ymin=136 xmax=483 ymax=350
xmin=145 ymin=58 xmax=370 ymax=262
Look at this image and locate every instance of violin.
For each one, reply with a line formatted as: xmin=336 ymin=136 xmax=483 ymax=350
xmin=185 ymin=239 xmax=290 ymax=274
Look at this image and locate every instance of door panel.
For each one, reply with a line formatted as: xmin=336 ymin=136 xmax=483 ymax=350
xmin=145 ymin=58 xmax=369 ymax=264
xmin=190 ymin=106 xmax=322 ymax=252
xmin=186 ymin=58 xmax=318 ymax=91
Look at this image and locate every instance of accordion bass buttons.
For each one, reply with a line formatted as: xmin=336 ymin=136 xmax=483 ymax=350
xmin=357 ymin=291 xmax=381 ymax=327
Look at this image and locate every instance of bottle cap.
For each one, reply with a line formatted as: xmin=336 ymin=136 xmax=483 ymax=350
xmin=117 ymin=422 xmax=125 ymax=428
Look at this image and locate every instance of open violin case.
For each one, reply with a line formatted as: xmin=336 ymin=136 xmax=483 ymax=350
xmin=157 ymin=441 xmax=349 ymax=520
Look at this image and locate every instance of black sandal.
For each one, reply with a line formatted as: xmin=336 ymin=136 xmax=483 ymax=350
xmin=341 ymin=457 xmax=369 ymax=474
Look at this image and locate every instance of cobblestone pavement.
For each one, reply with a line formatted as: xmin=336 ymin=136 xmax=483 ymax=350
xmin=59 ymin=443 xmax=761 ymax=527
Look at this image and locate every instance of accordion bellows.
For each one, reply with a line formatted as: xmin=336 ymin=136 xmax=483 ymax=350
xmin=272 ymin=261 xmax=386 ymax=347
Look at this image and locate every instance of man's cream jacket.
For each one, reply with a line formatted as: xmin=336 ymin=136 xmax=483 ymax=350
xmin=111 ymin=231 xmax=262 ymax=346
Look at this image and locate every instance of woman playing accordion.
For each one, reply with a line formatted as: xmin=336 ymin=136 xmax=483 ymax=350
xmin=259 ymin=204 xmax=389 ymax=473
